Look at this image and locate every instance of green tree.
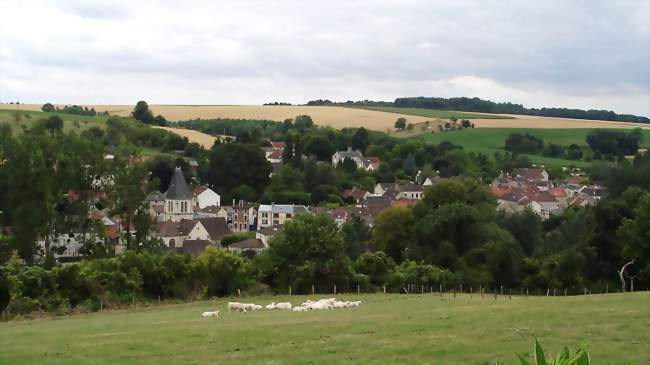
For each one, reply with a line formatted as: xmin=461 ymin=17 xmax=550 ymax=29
xmin=44 ymin=115 xmax=63 ymax=137
xmin=394 ymin=117 xmax=407 ymax=130
xmin=112 ymin=163 xmax=150 ymax=250
xmin=370 ymin=207 xmax=415 ymax=262
xmin=341 ymin=216 xmax=371 ymax=260
xmin=41 ymin=103 xmax=55 ymax=112
xmin=618 ymin=193 xmax=650 ymax=283
xmin=351 ymin=127 xmax=370 ymax=153
xmin=206 ymin=143 xmax=271 ymax=201
xmin=293 ymin=115 xmax=314 ymax=130
xmin=260 ymin=213 xmax=354 ymax=292
xmin=132 ymin=101 xmax=154 ymax=124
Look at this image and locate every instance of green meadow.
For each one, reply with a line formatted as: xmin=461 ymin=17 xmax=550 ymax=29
xmin=0 ymin=108 xmax=110 ymax=134
xmin=0 ymin=293 xmax=648 ymax=364
xmin=351 ymin=106 xmax=512 ymax=120
xmin=419 ymin=128 xmax=650 ymax=168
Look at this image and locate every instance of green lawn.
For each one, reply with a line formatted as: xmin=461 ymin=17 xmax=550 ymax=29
xmin=420 ymin=128 xmax=650 ymax=168
xmin=352 ymin=106 xmax=512 ymax=120
xmin=0 ymin=108 xmax=110 ymax=134
xmin=1 ymin=293 xmax=648 ymax=364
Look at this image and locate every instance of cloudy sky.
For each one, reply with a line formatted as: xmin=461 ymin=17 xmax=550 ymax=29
xmin=1 ymin=0 xmax=648 ymax=115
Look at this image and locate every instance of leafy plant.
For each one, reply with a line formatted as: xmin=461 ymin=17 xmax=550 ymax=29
xmin=517 ymin=339 xmax=590 ymax=365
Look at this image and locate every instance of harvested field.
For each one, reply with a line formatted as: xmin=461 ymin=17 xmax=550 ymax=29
xmin=13 ymin=104 xmax=649 ymax=132
xmin=14 ymin=104 xmax=439 ymax=131
xmin=152 ymin=126 xmax=218 ymax=149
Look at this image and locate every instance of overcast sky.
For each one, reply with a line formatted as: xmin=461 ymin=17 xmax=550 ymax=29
xmin=1 ymin=0 xmax=648 ymax=115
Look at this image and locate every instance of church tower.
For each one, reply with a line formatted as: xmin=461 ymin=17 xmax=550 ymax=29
xmin=163 ymin=167 xmax=193 ymax=221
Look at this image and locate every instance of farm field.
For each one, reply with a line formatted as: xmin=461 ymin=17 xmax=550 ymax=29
xmin=0 ymin=108 xmax=109 ymax=134
xmin=13 ymin=104 xmax=440 ymax=131
xmin=0 ymin=292 xmax=648 ymax=364
xmin=152 ymin=126 xmax=218 ymax=149
xmin=420 ymin=128 xmax=650 ymax=168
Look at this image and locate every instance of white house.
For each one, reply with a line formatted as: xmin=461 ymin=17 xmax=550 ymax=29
xmin=332 ymin=147 xmax=364 ymax=167
xmin=257 ymin=204 xmax=309 ymax=229
xmin=193 ymin=186 xmax=221 ymax=208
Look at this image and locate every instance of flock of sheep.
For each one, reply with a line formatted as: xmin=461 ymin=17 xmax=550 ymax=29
xmin=201 ymin=297 xmax=362 ymax=318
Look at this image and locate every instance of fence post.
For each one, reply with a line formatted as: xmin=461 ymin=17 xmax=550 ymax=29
xmin=494 ymin=289 xmax=497 ymax=300
xmin=583 ymin=287 xmax=587 ymax=296
xmin=546 ymin=289 xmax=550 ymax=297
xmin=421 ymin=284 xmax=424 ymax=294
xmin=238 ymin=289 xmax=241 ymax=297
xmin=357 ymin=284 xmax=360 ymax=294
xmin=453 ymin=290 xmax=456 ymax=299
xmin=439 ymin=284 xmax=443 ymax=297
xmin=289 ymin=285 xmax=292 ymax=296
xmin=605 ymin=284 xmax=608 ymax=294
xmin=500 ymin=285 xmax=504 ymax=296
xmin=553 ymin=288 xmax=556 ymax=297
xmin=470 ymin=286 xmax=473 ymax=298
xmin=509 ymin=288 xmax=512 ymax=300
xmin=312 ymin=284 xmax=315 ymax=295
xmin=526 ymin=288 xmax=529 ymax=296
xmin=333 ymin=284 xmax=337 ymax=295
xmin=430 ymin=286 xmax=433 ymax=294
xmin=460 ymin=283 xmax=463 ymax=293
xmin=383 ymin=285 xmax=386 ymax=294
xmin=564 ymin=288 xmax=568 ymax=296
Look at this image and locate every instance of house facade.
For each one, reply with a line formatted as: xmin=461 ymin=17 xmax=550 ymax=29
xmin=257 ymin=204 xmax=309 ymax=229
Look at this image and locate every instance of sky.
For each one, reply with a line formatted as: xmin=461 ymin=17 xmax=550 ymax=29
xmin=0 ymin=0 xmax=649 ymax=115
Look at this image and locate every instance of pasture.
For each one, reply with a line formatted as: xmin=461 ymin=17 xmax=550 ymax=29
xmin=420 ymin=128 xmax=650 ymax=168
xmin=0 ymin=108 xmax=109 ymax=134
xmin=0 ymin=292 xmax=648 ymax=364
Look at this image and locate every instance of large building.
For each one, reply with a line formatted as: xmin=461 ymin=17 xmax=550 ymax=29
xmin=161 ymin=167 xmax=194 ymax=222
xmin=257 ymin=204 xmax=309 ymax=229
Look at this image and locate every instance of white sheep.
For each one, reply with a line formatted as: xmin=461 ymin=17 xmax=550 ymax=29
xmin=265 ymin=302 xmax=276 ymax=310
xmin=228 ymin=302 xmax=246 ymax=312
xmin=275 ymin=302 xmax=292 ymax=310
xmin=292 ymin=305 xmax=308 ymax=312
xmin=333 ymin=301 xmax=346 ymax=308
xmin=201 ymin=310 xmax=220 ymax=318
xmin=251 ymin=304 xmax=263 ymax=311
xmin=347 ymin=300 xmax=362 ymax=307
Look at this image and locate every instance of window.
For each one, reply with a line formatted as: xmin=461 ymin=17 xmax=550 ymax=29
xmin=262 ymin=212 xmax=268 ymax=218
xmin=273 ymin=213 xmax=279 ymax=218
xmin=286 ymin=213 xmax=292 ymax=218
xmin=234 ymin=214 xmax=238 ymax=220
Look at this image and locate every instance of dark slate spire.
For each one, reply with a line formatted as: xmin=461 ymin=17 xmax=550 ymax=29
xmin=165 ymin=167 xmax=192 ymax=200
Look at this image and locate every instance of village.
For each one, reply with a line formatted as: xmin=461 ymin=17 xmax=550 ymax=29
xmin=39 ymin=140 xmax=606 ymax=261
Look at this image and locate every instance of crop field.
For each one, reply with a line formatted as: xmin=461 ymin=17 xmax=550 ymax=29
xmin=0 ymin=108 xmax=109 ymax=134
xmin=0 ymin=292 xmax=647 ymax=364
xmin=421 ymin=128 xmax=650 ymax=168
xmin=13 ymin=104 xmax=440 ymax=132
xmin=152 ymin=126 xmax=219 ymax=149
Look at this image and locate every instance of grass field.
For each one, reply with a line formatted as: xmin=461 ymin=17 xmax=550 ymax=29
xmin=0 ymin=293 xmax=647 ymax=364
xmin=352 ymin=106 xmax=511 ymax=120
xmin=420 ymin=128 xmax=650 ymax=168
xmin=0 ymin=108 xmax=109 ymax=134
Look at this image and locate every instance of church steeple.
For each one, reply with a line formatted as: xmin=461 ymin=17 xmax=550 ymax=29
xmin=165 ymin=167 xmax=192 ymax=200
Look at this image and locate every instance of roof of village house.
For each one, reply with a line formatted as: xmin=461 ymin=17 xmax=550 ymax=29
xmin=175 ymin=240 xmax=213 ymax=256
xmin=549 ymin=187 xmax=567 ymax=198
xmin=258 ymin=204 xmax=309 ymax=214
xmin=192 ymin=186 xmax=209 ymax=196
xmin=514 ymin=168 xmax=547 ymax=181
xmin=397 ymin=183 xmax=424 ymax=192
xmin=334 ymin=147 xmax=363 ymax=159
xmin=229 ymin=238 xmax=265 ymax=250
xmin=268 ymin=149 xmax=283 ymax=160
xmin=145 ymin=191 xmax=165 ymax=202
xmin=195 ymin=217 xmax=231 ymax=241
xmin=491 ymin=185 xmax=510 ymax=198
xmin=271 ymin=141 xmax=286 ymax=148
xmin=391 ymin=198 xmax=419 ymax=208
xmin=195 ymin=205 xmax=221 ymax=214
xmin=165 ymin=167 xmax=192 ymax=200
xmin=342 ymin=187 xmax=369 ymax=200
xmin=579 ymin=186 xmax=606 ymax=197
xmin=362 ymin=157 xmax=381 ymax=169
xmin=257 ymin=225 xmax=284 ymax=236
xmin=157 ymin=219 xmax=200 ymax=237
xmin=232 ymin=200 xmax=254 ymax=210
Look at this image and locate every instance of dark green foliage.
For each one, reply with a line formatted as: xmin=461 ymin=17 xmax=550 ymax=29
xmin=566 ymin=144 xmax=583 ymax=160
xmin=394 ymin=117 xmax=407 ymax=130
xmin=132 ymin=101 xmax=154 ymax=124
xmin=41 ymin=103 xmax=55 ymax=112
xmin=505 ymin=133 xmax=544 ymax=154
xmin=205 ymin=143 xmax=271 ymax=202
xmin=586 ymin=128 xmax=642 ymax=158
xmin=351 ymin=127 xmax=370 ymax=153
xmin=220 ymin=232 xmax=254 ymax=247
xmin=542 ymin=143 xmax=566 ymax=158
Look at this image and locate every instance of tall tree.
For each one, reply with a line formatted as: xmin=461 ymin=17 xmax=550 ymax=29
xmin=112 ymin=163 xmax=150 ymax=250
xmin=351 ymin=127 xmax=370 ymax=153
xmin=206 ymin=143 xmax=271 ymax=201
xmin=370 ymin=207 xmax=415 ymax=262
xmin=132 ymin=101 xmax=154 ymax=124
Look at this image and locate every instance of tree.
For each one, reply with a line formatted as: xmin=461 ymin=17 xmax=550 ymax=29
xmin=419 ymin=179 xmax=494 ymax=211
xmin=370 ymin=207 xmax=415 ymax=262
xmin=206 ymin=143 xmax=271 ymax=201
xmin=293 ymin=115 xmax=314 ymax=130
xmin=44 ymin=115 xmax=63 ymax=137
xmin=41 ymin=103 xmax=55 ymax=112
xmin=566 ymin=144 xmax=583 ymax=160
xmin=342 ymin=216 xmax=371 ymax=260
xmin=618 ymin=193 xmax=650 ymax=284
xmin=403 ymin=153 xmax=417 ymax=177
xmin=282 ymin=136 xmax=294 ymax=164
xmin=132 ymin=101 xmax=154 ymax=124
xmin=112 ymin=163 xmax=150 ymax=250
xmin=304 ymin=135 xmax=335 ymax=161
xmin=394 ymin=117 xmax=407 ymax=130
xmin=259 ymin=213 xmax=354 ymax=292
xmin=351 ymin=127 xmax=370 ymax=153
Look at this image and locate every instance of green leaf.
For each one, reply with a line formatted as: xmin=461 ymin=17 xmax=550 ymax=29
xmin=517 ymin=353 xmax=533 ymax=365
xmin=534 ymin=339 xmax=547 ymax=365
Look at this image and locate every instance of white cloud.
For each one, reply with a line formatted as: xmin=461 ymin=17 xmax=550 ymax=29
xmin=0 ymin=0 xmax=648 ymax=115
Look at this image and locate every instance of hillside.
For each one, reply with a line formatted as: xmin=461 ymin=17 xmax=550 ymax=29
xmin=420 ymin=128 xmax=650 ymax=168
xmin=0 ymin=293 xmax=647 ymax=364
xmin=0 ymin=108 xmax=110 ymax=134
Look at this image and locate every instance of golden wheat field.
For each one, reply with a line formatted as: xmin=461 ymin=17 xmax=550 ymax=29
xmin=151 ymin=126 xmax=218 ymax=149
xmin=13 ymin=104 xmax=650 ymax=132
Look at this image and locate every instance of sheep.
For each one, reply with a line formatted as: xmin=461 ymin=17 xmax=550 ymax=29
xmin=347 ymin=300 xmax=362 ymax=307
xmin=275 ymin=302 xmax=292 ymax=310
xmin=333 ymin=301 xmax=346 ymax=308
xmin=292 ymin=305 xmax=308 ymax=312
xmin=265 ymin=302 xmax=276 ymax=310
xmin=228 ymin=302 xmax=246 ymax=312
xmin=201 ymin=310 xmax=220 ymax=318
xmin=251 ymin=304 xmax=263 ymax=311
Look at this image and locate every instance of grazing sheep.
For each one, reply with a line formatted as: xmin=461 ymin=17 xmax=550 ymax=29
xmin=275 ymin=302 xmax=292 ymax=310
xmin=201 ymin=310 xmax=220 ymax=318
xmin=228 ymin=302 xmax=246 ymax=312
xmin=265 ymin=302 xmax=276 ymax=310
xmin=251 ymin=304 xmax=263 ymax=311
xmin=333 ymin=301 xmax=346 ymax=308
xmin=347 ymin=300 xmax=362 ymax=307
xmin=292 ymin=305 xmax=308 ymax=312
